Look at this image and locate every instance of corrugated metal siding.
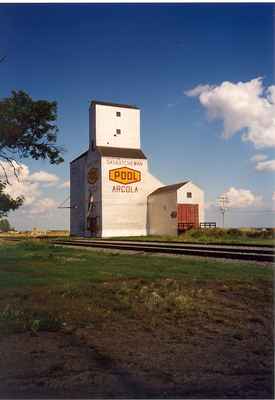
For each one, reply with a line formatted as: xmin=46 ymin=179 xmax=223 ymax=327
xmin=70 ymin=155 xmax=88 ymax=235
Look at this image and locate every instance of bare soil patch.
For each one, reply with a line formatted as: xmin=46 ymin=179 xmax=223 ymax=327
xmin=0 ymin=278 xmax=273 ymax=399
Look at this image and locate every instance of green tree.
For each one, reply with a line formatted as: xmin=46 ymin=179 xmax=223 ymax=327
xmin=0 ymin=182 xmax=23 ymax=218
xmin=0 ymin=90 xmax=64 ymax=215
xmin=0 ymin=217 xmax=12 ymax=232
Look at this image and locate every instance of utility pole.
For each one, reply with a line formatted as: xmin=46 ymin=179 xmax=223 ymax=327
xmin=217 ymin=194 xmax=229 ymax=228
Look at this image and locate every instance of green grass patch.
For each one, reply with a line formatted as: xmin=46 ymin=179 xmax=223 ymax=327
xmin=0 ymin=240 xmax=273 ymax=290
xmin=108 ymin=227 xmax=275 ymax=246
xmin=0 ymin=240 xmax=273 ymax=337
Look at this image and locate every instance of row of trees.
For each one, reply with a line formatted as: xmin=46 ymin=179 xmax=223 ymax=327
xmin=0 ymin=89 xmax=64 ymax=218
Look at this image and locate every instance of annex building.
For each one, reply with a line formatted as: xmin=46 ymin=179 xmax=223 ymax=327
xmin=70 ymin=101 xmax=204 ymax=237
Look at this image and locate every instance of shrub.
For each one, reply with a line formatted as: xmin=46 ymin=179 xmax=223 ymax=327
xmin=186 ymin=229 xmax=204 ymax=239
xmin=246 ymin=230 xmax=264 ymax=239
xmin=227 ymin=228 xmax=243 ymax=237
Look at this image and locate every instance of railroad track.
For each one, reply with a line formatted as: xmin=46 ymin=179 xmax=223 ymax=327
xmin=1 ymin=237 xmax=274 ymax=262
xmin=51 ymin=239 xmax=274 ymax=263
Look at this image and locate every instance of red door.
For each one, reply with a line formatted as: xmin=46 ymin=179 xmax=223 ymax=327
xmin=177 ymin=204 xmax=199 ymax=228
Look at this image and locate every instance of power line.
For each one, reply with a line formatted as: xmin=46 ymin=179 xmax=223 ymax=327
xmin=57 ymin=196 xmax=77 ymax=209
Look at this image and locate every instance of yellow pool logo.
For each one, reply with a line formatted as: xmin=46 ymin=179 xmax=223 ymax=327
xmin=109 ymin=167 xmax=141 ymax=185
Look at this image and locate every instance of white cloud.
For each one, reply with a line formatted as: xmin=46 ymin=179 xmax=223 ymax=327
xmin=60 ymin=180 xmax=70 ymax=188
xmin=255 ymin=159 xmax=275 ymax=172
xmin=0 ymin=162 xmax=68 ymax=230
xmin=222 ymin=187 xmax=263 ymax=208
xmin=250 ymin=153 xmax=275 ymax=172
xmin=250 ymin=153 xmax=268 ymax=162
xmin=29 ymin=198 xmax=58 ymax=215
xmin=204 ymin=200 xmax=215 ymax=210
xmin=29 ymin=171 xmax=59 ymax=186
xmin=0 ymin=162 xmax=61 ymax=212
xmin=185 ymin=84 xmax=213 ymax=97
xmin=1 ymin=162 xmax=41 ymax=205
xmin=0 ymin=161 xmax=24 ymax=181
xmin=185 ymin=77 xmax=275 ymax=149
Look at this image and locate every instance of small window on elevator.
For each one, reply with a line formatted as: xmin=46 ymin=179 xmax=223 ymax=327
xmin=116 ymin=129 xmax=121 ymax=134
xmin=187 ymin=192 xmax=192 ymax=198
xmin=116 ymin=111 xmax=121 ymax=117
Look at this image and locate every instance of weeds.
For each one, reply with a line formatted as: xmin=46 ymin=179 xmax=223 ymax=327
xmin=112 ymin=228 xmax=275 ymax=245
xmin=182 ymin=227 xmax=275 ymax=241
xmin=115 ymin=280 xmax=211 ymax=317
xmin=0 ymin=241 xmax=272 ymax=337
xmin=27 ymin=313 xmax=62 ymax=333
xmin=145 ymin=291 xmax=163 ymax=310
xmin=0 ymin=304 xmax=23 ymax=321
xmin=0 ymin=303 xmax=62 ymax=334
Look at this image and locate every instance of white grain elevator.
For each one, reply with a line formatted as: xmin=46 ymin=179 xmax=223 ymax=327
xmin=70 ymin=100 xmax=204 ymax=237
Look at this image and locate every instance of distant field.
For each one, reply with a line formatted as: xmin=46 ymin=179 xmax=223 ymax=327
xmin=0 ymin=230 xmax=69 ymax=238
xmin=1 ymin=227 xmax=274 ymax=246
xmin=0 ymin=240 xmax=273 ymax=399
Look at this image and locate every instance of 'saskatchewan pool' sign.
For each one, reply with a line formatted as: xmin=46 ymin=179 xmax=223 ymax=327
xmin=109 ymin=167 xmax=141 ymax=185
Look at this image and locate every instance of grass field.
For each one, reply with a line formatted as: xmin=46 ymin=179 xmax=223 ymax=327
xmin=0 ymin=240 xmax=273 ymax=398
xmin=110 ymin=228 xmax=275 ymax=246
xmin=1 ymin=227 xmax=274 ymax=246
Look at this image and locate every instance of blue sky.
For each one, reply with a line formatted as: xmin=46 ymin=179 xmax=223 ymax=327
xmin=0 ymin=3 xmax=274 ymax=229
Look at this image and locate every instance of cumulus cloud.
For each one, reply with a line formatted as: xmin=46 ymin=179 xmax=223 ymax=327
xmin=29 ymin=198 xmax=58 ymax=215
xmin=60 ymin=180 xmax=70 ymax=188
xmin=250 ymin=153 xmax=275 ymax=172
xmin=185 ymin=84 xmax=213 ymax=97
xmin=222 ymin=187 xmax=263 ymax=208
xmin=29 ymin=171 xmax=59 ymax=186
xmin=255 ymin=159 xmax=275 ymax=172
xmin=0 ymin=162 xmax=60 ymax=214
xmin=185 ymin=77 xmax=275 ymax=149
xmin=204 ymin=201 xmax=216 ymax=210
xmin=1 ymin=162 xmax=41 ymax=205
xmin=0 ymin=161 xmax=24 ymax=182
xmin=250 ymin=153 xmax=268 ymax=162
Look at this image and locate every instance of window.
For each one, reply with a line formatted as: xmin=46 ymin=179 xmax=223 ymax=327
xmin=116 ymin=111 xmax=121 ymax=117
xmin=116 ymin=129 xmax=121 ymax=134
xmin=187 ymin=192 xmax=192 ymax=198
xmin=170 ymin=211 xmax=177 ymax=218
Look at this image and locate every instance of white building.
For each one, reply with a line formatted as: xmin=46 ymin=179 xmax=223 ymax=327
xmin=70 ymin=101 xmax=204 ymax=237
xmin=148 ymin=181 xmax=205 ymax=236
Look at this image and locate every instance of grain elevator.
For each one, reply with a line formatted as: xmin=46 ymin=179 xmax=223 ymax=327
xmin=70 ymin=101 xmax=204 ymax=237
